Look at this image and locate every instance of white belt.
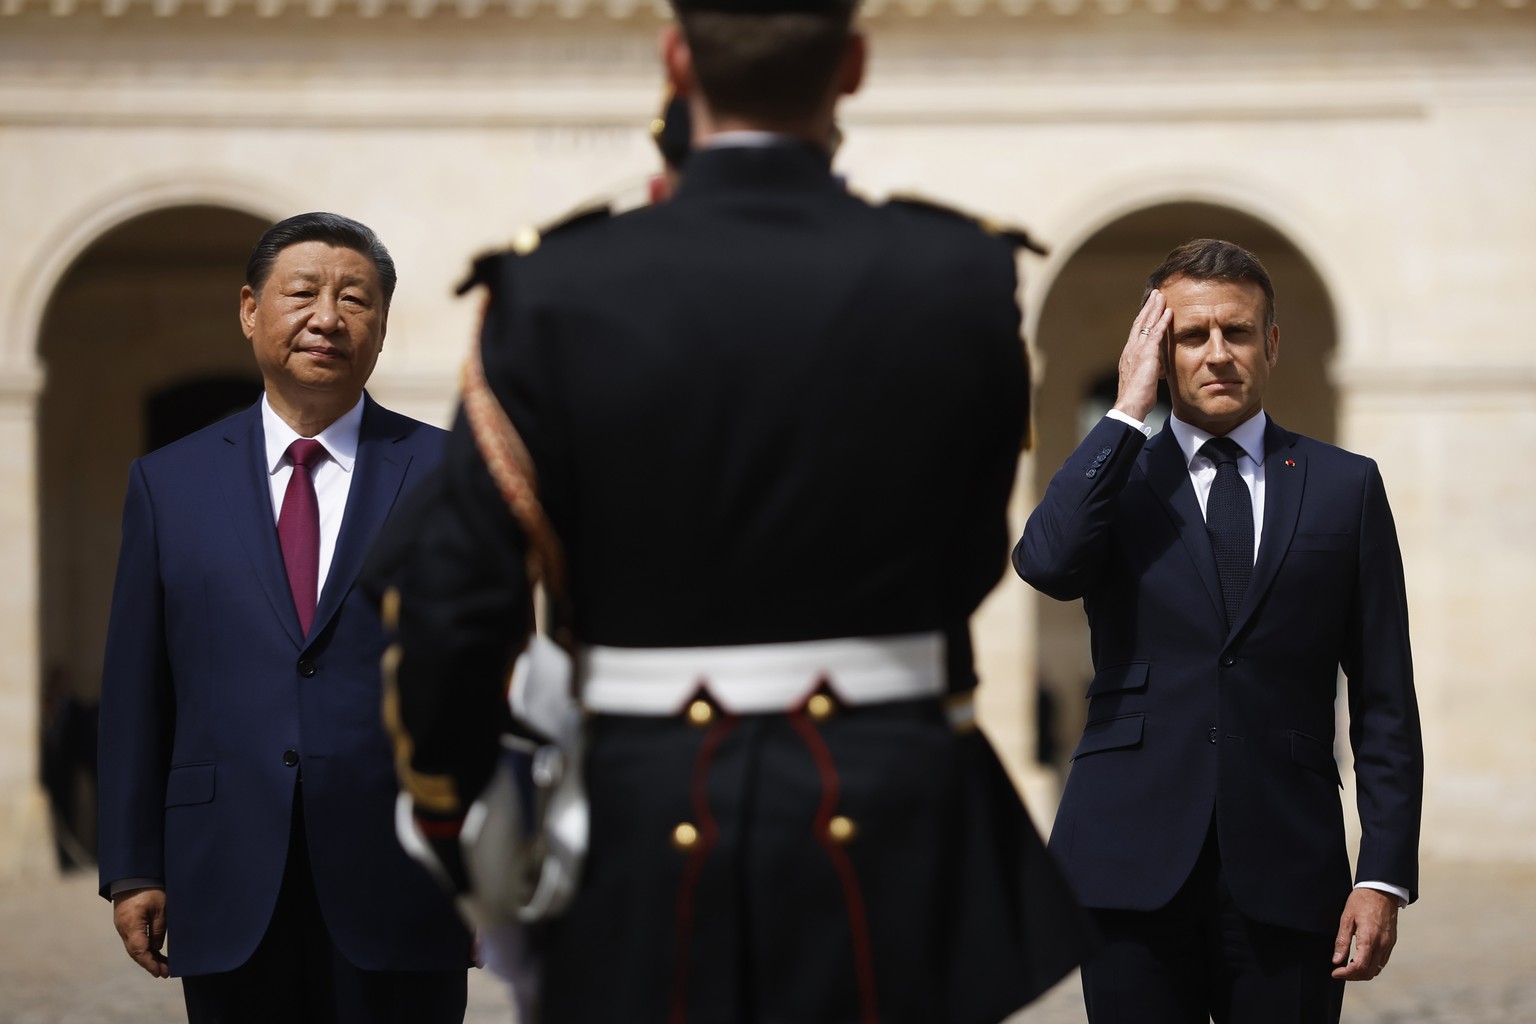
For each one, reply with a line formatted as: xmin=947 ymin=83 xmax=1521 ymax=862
xmin=581 ymin=631 xmax=945 ymax=716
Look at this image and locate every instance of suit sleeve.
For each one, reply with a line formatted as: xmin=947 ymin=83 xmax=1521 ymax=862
xmin=97 ymin=460 xmax=175 ymax=899
xmin=1341 ymin=461 xmax=1423 ymax=901
xmin=1013 ymin=416 xmax=1147 ymax=601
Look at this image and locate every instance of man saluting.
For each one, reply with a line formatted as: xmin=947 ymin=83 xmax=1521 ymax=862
xmin=1016 ymin=239 xmax=1423 ymax=1024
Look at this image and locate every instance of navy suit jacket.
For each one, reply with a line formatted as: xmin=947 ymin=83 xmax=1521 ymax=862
xmin=1015 ymin=415 xmax=1422 ymax=935
xmin=98 ymin=394 xmax=468 ymax=977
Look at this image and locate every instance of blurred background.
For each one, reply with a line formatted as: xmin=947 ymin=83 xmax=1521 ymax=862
xmin=0 ymin=0 xmax=1531 ymax=1018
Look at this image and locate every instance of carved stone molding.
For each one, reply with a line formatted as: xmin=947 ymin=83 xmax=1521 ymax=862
xmin=0 ymin=0 xmax=1529 ymax=17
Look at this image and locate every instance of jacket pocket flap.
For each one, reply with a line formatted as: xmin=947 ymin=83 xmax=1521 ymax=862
xmin=1071 ymin=714 xmax=1145 ymax=760
xmin=164 ymin=763 xmax=216 ymax=808
xmin=1086 ymin=662 xmax=1150 ymax=698
xmin=1290 ymin=532 xmax=1353 ymax=552
xmin=1289 ymin=732 xmax=1342 ymax=787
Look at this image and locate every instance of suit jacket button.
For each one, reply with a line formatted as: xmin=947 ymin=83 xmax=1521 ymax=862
xmin=1220 ymin=655 xmax=1236 ymax=668
xmin=1086 ymin=469 xmax=1098 ymax=479
xmin=283 ymin=749 xmax=300 ymax=767
xmin=298 ymin=660 xmax=317 ymax=678
xmin=1208 ymin=728 xmax=1217 ymax=744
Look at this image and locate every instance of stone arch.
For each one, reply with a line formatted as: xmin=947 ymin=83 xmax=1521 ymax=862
xmin=1026 ymin=201 xmax=1339 ymax=784
xmin=4 ymin=174 xmax=294 ymax=372
xmin=1022 ymin=174 xmax=1365 ymax=373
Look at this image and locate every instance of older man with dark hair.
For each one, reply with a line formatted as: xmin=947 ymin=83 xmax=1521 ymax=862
xmin=98 ymin=212 xmax=469 ymax=1023
xmin=1016 ymin=239 xmax=1423 ymax=1024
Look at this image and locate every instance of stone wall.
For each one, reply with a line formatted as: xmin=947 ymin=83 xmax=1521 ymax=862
xmin=1 ymin=0 xmax=1531 ymax=873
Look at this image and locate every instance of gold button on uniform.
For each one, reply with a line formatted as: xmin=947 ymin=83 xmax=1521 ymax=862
xmin=806 ymin=693 xmax=836 ymax=721
xmin=380 ymin=586 xmax=401 ymax=632
xmin=672 ymin=822 xmax=700 ymax=851
xmin=827 ymin=815 xmax=857 ymax=844
xmin=686 ymin=699 xmax=715 ymax=727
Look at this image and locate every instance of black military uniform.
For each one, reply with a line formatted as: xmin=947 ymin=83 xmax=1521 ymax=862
xmin=370 ymin=49 xmax=1091 ymax=1024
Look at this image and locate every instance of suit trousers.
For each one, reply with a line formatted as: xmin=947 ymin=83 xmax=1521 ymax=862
xmin=1080 ymin=825 xmax=1345 ymax=1024
xmin=181 ymin=793 xmax=467 ymax=1024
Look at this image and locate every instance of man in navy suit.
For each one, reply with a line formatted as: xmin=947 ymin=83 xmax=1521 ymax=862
xmin=1015 ymin=239 xmax=1423 ymax=1023
xmin=98 ymin=212 xmax=469 ymax=1023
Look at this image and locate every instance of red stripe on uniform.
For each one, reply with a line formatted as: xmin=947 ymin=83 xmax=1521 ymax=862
xmin=788 ymin=710 xmax=880 ymax=1024
xmin=669 ymin=715 xmax=737 ymax=1024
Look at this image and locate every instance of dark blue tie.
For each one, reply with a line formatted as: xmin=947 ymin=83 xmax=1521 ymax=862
xmin=1201 ymin=437 xmax=1253 ymax=628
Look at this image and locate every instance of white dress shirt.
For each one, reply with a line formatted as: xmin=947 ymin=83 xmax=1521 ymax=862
xmin=261 ymin=393 xmax=364 ymax=599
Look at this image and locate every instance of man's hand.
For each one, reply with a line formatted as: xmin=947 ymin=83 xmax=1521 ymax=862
xmin=112 ymin=887 xmax=170 ymax=979
xmin=1331 ymin=887 xmax=1399 ymax=981
xmin=1114 ymin=289 xmax=1171 ymax=423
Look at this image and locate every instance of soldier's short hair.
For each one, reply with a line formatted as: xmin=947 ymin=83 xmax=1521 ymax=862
xmin=680 ymin=7 xmax=857 ymax=124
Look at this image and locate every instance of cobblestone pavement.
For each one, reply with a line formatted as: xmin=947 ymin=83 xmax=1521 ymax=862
xmin=2 ymin=860 xmax=1531 ymax=1023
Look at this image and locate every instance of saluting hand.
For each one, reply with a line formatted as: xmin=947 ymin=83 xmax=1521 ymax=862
xmin=112 ymin=887 xmax=170 ymax=979
xmin=1114 ymin=289 xmax=1171 ymax=423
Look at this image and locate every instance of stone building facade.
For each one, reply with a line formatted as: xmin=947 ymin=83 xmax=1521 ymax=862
xmin=1 ymin=0 xmax=1532 ymax=874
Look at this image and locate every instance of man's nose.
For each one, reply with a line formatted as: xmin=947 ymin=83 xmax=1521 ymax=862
xmin=309 ymin=294 xmax=341 ymax=333
xmin=1206 ymin=331 xmax=1233 ymax=363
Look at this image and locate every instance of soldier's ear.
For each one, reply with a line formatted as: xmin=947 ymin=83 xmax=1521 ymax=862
xmin=660 ymin=26 xmax=695 ymax=100
xmin=837 ymin=32 xmax=867 ymax=98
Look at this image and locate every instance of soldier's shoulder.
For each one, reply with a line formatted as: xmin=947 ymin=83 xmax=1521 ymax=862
xmin=455 ymin=200 xmax=621 ymax=295
xmin=882 ymin=193 xmax=1047 ymax=255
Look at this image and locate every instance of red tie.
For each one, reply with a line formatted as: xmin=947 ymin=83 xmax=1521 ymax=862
xmin=278 ymin=438 xmax=326 ymax=634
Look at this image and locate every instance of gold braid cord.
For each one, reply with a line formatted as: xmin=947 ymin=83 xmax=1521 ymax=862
xmin=459 ymin=301 xmax=570 ymax=615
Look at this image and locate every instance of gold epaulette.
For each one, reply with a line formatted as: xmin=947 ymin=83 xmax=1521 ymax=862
xmin=885 ymin=193 xmax=1048 ymax=256
xmin=455 ymin=201 xmax=614 ymax=295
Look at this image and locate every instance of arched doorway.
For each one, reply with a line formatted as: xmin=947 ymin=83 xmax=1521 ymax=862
xmin=1029 ymin=203 xmax=1338 ymax=783
xmin=35 ymin=204 xmax=269 ymax=868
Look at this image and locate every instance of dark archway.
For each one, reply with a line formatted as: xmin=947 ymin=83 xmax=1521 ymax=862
xmin=36 ymin=204 xmax=270 ymax=867
xmin=1029 ymin=203 xmax=1337 ymax=780
xmin=146 ymin=376 xmax=266 ymax=453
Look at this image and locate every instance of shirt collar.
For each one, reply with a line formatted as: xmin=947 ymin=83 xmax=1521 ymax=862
xmin=701 ymin=131 xmax=802 ymax=151
xmin=1170 ymin=410 xmax=1268 ymax=468
xmin=261 ymin=393 xmax=364 ymax=476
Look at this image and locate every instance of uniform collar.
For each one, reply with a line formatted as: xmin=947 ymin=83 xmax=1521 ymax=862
xmin=672 ymin=138 xmax=838 ymax=200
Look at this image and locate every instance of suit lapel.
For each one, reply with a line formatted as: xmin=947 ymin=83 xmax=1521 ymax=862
xmin=216 ymin=402 xmax=306 ymax=649
xmin=309 ymin=394 xmax=413 ymax=642
xmin=1142 ymin=424 xmax=1225 ymax=623
xmin=1230 ymin=419 xmax=1305 ymax=638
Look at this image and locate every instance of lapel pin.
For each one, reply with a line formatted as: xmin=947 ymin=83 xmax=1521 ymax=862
xmin=1284 ymin=459 xmax=1296 ymax=468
